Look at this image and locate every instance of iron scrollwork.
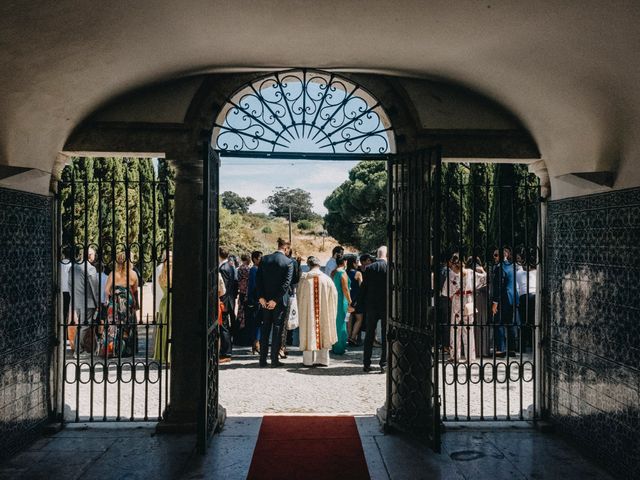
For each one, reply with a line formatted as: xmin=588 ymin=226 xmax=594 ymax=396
xmin=212 ymin=69 xmax=395 ymax=155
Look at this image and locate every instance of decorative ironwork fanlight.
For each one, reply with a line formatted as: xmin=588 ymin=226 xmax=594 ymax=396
xmin=212 ymin=69 xmax=395 ymax=156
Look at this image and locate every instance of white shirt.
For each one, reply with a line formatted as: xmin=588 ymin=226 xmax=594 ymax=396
xmin=60 ymin=261 xmax=72 ymax=293
xmin=516 ymin=266 xmax=537 ymax=295
xmin=324 ymin=257 xmax=337 ymax=277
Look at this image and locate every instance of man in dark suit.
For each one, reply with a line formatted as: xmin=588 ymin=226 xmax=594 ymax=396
xmin=219 ymin=247 xmax=237 ymax=362
xmin=358 ymin=246 xmax=388 ymax=372
xmin=256 ymin=238 xmax=294 ymax=367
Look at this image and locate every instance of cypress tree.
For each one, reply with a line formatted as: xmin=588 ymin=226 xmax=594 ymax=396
xmin=157 ymin=159 xmax=175 ymax=257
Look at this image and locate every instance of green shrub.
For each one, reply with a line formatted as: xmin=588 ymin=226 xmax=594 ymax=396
xmin=297 ymin=219 xmax=313 ymax=231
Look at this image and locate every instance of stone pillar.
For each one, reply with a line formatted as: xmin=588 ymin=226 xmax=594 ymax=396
xmin=160 ymin=155 xmax=203 ymax=431
xmin=528 ymin=159 xmax=550 ymax=419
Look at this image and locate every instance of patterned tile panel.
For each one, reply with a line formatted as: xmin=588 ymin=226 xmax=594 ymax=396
xmin=0 ymin=187 xmax=53 ymax=462
xmin=546 ymin=187 xmax=640 ymax=480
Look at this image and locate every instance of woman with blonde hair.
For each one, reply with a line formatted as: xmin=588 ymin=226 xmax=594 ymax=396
xmin=103 ymin=251 xmax=139 ymax=357
xmin=154 ymin=252 xmax=173 ymax=364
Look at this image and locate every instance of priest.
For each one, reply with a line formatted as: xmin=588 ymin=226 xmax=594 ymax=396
xmin=297 ymin=256 xmax=338 ymax=366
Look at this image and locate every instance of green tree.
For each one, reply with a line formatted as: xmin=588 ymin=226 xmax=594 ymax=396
xmin=464 ymin=163 xmax=494 ymax=258
xmin=59 ymin=157 xmax=176 ymax=281
xmin=264 ymin=187 xmax=314 ymax=222
xmin=488 ymin=164 xmax=538 ymax=254
xmin=157 ymin=158 xmax=176 ymax=257
xmin=440 ymin=163 xmax=466 ymax=256
xmin=60 ymin=157 xmax=99 ymax=256
xmin=323 ymin=161 xmax=387 ymax=252
xmin=221 ymin=191 xmax=255 ymax=214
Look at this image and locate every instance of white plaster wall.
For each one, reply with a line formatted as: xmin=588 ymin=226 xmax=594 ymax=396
xmin=91 ymin=77 xmax=204 ymax=123
xmin=1 ymin=1 xmax=639 ymax=200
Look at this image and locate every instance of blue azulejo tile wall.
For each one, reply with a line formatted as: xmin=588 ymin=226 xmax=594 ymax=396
xmin=0 ymin=187 xmax=53 ymax=462
xmin=546 ymin=187 xmax=640 ymax=479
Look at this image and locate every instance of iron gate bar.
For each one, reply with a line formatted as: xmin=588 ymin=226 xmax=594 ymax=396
xmin=217 ymin=150 xmax=390 ymax=161
xmin=56 ymin=158 xmax=173 ymax=425
xmin=386 ymin=147 xmax=441 ymax=451
xmin=212 ymin=69 xmax=396 ymax=155
xmin=437 ymin=168 xmax=541 ymax=423
xmin=198 ymin=141 xmax=221 ymax=453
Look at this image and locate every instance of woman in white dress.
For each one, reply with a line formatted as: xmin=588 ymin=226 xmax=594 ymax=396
xmin=442 ymin=254 xmax=487 ymax=363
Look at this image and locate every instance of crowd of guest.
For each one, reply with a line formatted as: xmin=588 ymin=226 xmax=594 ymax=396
xmin=438 ymin=245 xmax=537 ymax=364
xmin=217 ymin=241 xmax=388 ymax=372
xmin=59 ymin=246 xmax=173 ymax=362
xmin=59 ymin=239 xmax=537 ymax=370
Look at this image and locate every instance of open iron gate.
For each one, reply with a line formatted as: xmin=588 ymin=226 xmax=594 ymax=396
xmin=54 ymin=157 xmax=174 ymax=423
xmin=197 ymin=142 xmax=220 ymax=452
xmin=385 ymin=147 xmax=442 ymax=451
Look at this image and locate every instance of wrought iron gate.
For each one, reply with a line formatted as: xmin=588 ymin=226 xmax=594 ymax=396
xmin=197 ymin=143 xmax=220 ymax=452
xmin=386 ymin=148 xmax=442 ymax=450
xmin=54 ymin=157 xmax=173 ymax=423
xmin=436 ymin=163 xmax=541 ymax=422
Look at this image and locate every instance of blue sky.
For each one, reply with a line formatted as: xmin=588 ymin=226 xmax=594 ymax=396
xmin=219 ymin=157 xmax=359 ymax=215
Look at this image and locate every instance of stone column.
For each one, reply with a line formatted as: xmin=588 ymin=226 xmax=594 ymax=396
xmin=528 ymin=159 xmax=550 ymax=419
xmin=160 ymin=154 xmax=203 ymax=431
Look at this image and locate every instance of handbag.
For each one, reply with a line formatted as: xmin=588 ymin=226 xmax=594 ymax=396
xmin=286 ymin=295 xmax=299 ymax=330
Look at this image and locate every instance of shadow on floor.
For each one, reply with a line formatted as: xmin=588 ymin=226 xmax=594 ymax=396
xmin=0 ymin=417 xmax=615 ymax=480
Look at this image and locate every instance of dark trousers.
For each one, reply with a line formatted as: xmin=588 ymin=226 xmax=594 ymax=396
xmin=518 ymin=293 xmax=535 ymax=350
xmin=63 ymin=292 xmax=71 ymax=323
xmin=438 ymin=296 xmax=450 ymax=349
xmin=494 ymin=303 xmax=520 ymax=352
xmin=259 ymin=304 xmax=286 ymax=364
xmin=220 ymin=310 xmax=233 ymax=357
xmin=363 ymin=308 xmax=386 ymax=368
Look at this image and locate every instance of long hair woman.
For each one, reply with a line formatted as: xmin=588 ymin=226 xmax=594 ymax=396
xmin=103 ymin=251 xmax=139 ymax=357
xmin=331 ymin=255 xmax=352 ymax=355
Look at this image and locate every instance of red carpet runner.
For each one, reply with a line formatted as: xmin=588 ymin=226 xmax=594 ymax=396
xmin=246 ymin=415 xmax=371 ymax=480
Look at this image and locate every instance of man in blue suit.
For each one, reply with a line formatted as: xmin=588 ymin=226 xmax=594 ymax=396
xmin=256 ymin=238 xmax=294 ymax=367
xmin=491 ymin=245 xmax=520 ymax=357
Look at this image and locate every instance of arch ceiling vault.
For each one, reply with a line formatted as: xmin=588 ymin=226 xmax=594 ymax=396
xmin=1 ymin=0 xmax=640 ymax=198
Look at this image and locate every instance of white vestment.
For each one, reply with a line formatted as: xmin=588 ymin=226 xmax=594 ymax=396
xmin=297 ymin=269 xmax=338 ymax=366
xmin=443 ymin=268 xmax=487 ymax=361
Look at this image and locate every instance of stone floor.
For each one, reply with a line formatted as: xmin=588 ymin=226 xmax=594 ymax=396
xmin=0 ymin=417 xmax=614 ymax=479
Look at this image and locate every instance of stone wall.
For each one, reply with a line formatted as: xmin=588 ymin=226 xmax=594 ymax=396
xmin=0 ymin=187 xmax=53 ymax=461
xmin=546 ymin=187 xmax=640 ymax=479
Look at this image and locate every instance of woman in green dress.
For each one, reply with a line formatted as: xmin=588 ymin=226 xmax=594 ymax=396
xmin=154 ymin=252 xmax=172 ymax=364
xmin=331 ymin=256 xmax=352 ymax=355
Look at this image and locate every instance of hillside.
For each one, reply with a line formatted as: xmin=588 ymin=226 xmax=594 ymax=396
xmin=219 ymin=209 xmax=356 ymax=263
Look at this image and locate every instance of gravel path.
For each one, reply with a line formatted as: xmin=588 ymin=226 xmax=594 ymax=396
xmin=219 ymin=345 xmax=387 ymax=415
xmin=64 ymin=343 xmax=532 ymax=421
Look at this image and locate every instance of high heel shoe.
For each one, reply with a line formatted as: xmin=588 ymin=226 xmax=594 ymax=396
xmin=252 ymin=341 xmax=260 ymax=355
xmin=279 ymin=347 xmax=288 ymax=359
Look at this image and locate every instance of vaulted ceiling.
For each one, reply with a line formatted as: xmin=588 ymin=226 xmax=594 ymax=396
xmin=1 ymin=1 xmax=639 ymax=197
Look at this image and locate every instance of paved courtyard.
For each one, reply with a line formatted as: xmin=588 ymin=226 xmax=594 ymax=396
xmin=219 ymin=345 xmax=387 ymax=415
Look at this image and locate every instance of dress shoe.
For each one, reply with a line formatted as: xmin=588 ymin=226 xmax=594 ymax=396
xmin=363 ymin=366 xmax=372 ymax=372
xmin=259 ymin=361 xmax=268 ymax=368
xmin=219 ymin=357 xmax=231 ymax=364
xmin=271 ymin=361 xmax=284 ymax=368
